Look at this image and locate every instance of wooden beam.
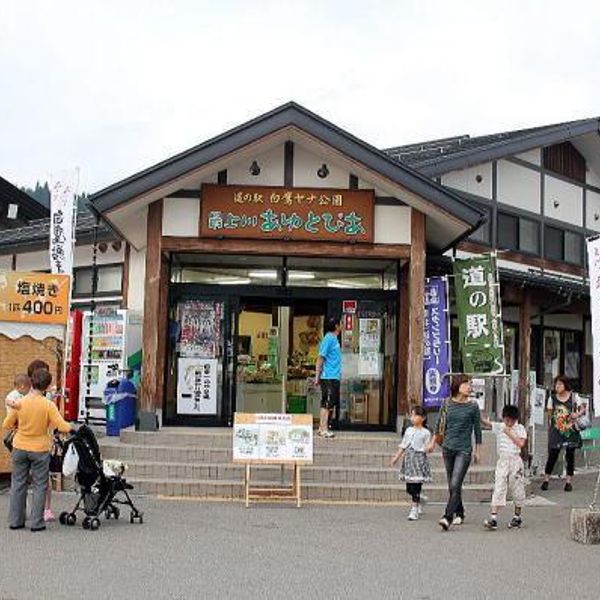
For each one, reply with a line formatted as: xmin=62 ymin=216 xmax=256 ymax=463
xmin=162 ymin=236 xmax=411 ymax=260
xmin=397 ymin=264 xmax=410 ymax=416
xmin=404 ymin=210 xmax=426 ymax=413
xmin=120 ymin=242 xmax=130 ymax=309
xmin=139 ymin=200 xmax=164 ymax=414
xmin=518 ymin=288 xmax=532 ymax=427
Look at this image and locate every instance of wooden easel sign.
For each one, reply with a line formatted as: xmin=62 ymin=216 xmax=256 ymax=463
xmin=232 ymin=413 xmax=313 ymax=508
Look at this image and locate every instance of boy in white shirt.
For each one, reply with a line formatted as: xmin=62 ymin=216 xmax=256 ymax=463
xmin=482 ymin=404 xmax=528 ymax=530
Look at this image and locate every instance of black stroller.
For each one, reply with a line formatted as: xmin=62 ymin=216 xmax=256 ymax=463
xmin=59 ymin=425 xmax=144 ymax=531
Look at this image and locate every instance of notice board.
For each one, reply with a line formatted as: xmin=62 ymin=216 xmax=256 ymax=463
xmin=233 ymin=413 xmax=314 ymax=464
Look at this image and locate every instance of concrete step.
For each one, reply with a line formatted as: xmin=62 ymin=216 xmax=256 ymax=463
xmin=119 ymin=429 xmax=499 ymax=457
xmin=119 ymin=429 xmax=403 ymax=452
xmin=122 ymin=461 xmax=495 ymax=485
xmin=101 ymin=440 xmax=489 ymax=469
xmin=127 ymin=476 xmax=493 ymax=504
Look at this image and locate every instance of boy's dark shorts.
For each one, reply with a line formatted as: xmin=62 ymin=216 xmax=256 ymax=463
xmin=320 ymin=379 xmax=340 ymax=410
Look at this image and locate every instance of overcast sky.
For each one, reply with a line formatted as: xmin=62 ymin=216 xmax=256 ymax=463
xmin=2 ymin=0 xmax=599 ymax=193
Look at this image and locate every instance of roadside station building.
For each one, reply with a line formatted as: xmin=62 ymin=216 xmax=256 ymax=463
xmin=388 ymin=118 xmax=600 ymax=397
xmin=3 ymin=106 xmax=599 ymax=431
xmin=88 ymin=103 xmax=483 ymax=429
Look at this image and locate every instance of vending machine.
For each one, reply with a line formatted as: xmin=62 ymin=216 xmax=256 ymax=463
xmin=78 ymin=309 xmax=143 ymax=422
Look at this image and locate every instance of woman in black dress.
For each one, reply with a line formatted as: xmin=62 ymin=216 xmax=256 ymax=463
xmin=541 ymin=375 xmax=587 ymax=492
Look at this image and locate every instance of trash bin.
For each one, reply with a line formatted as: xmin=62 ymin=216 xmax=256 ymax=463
xmin=105 ymin=377 xmax=137 ymax=436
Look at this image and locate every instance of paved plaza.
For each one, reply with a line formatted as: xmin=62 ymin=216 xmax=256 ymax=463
xmin=1 ymin=472 xmax=599 ymax=600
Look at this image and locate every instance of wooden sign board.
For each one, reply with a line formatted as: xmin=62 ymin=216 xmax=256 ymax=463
xmin=233 ymin=412 xmax=314 ymax=465
xmin=200 ymin=184 xmax=374 ymax=243
xmin=0 ymin=271 xmax=70 ymax=325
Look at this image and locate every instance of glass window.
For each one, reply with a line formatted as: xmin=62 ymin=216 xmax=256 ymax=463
xmin=74 ymin=265 xmax=123 ymax=296
xmin=545 ymin=226 xmax=564 ymax=262
xmin=519 ymin=219 xmax=540 ymax=254
xmin=564 ymin=231 xmax=582 ymax=265
xmin=171 ymin=254 xmax=283 ymax=285
xmin=497 ymin=213 xmax=518 ymax=250
xmin=469 ymin=221 xmax=491 ymax=245
xmin=287 ymin=257 xmax=397 ymax=290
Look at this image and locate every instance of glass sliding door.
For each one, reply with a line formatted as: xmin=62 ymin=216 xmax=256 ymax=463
xmin=165 ymin=298 xmax=228 ymax=425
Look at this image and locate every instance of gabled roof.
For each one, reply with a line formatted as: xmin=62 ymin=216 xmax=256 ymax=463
xmin=0 ymin=204 xmax=116 ymax=256
xmin=0 ymin=175 xmax=49 ymax=225
xmin=90 ymin=102 xmax=483 ymax=230
xmin=385 ymin=117 xmax=600 ymax=176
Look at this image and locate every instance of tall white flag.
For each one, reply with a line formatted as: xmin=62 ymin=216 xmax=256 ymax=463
xmin=586 ymin=236 xmax=600 ymax=415
xmin=49 ymin=181 xmax=76 ymax=275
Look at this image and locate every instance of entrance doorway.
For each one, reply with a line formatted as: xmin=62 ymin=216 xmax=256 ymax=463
xmin=164 ymin=254 xmax=399 ymax=429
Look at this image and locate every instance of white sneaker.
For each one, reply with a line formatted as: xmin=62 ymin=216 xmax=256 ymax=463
xmin=418 ymin=505 xmax=424 ymax=515
xmin=452 ymin=515 xmax=463 ymax=526
xmin=407 ymin=507 xmax=419 ymax=521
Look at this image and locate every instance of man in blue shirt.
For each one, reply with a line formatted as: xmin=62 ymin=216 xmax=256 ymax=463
xmin=315 ymin=317 xmax=342 ymax=438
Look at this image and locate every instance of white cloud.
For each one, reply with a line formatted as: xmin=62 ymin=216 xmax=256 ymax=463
xmin=1 ymin=0 xmax=599 ymax=192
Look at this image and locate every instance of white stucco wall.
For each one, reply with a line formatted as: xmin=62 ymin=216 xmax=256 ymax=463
xmin=13 ymin=245 xmax=124 ymax=272
xmin=514 ymin=149 xmax=541 ymax=166
xmin=227 ymin=144 xmax=285 ymax=187
xmin=496 ymin=160 xmax=540 ymax=213
xmin=73 ymin=244 xmax=125 ymax=267
xmin=544 ymin=175 xmax=583 ymax=226
xmin=374 ymin=205 xmax=411 ymax=244
xmin=126 ymin=246 xmax=146 ymax=311
xmin=162 ymin=197 xmax=200 ymax=237
xmin=586 ymin=190 xmax=600 ymax=232
xmin=15 ymin=250 xmax=50 ymax=271
xmin=441 ymin=163 xmax=493 ymax=199
xmin=293 ymin=144 xmax=349 ymax=189
xmin=0 ymin=255 xmax=13 ymax=270
xmin=587 ymin=167 xmax=600 ymax=189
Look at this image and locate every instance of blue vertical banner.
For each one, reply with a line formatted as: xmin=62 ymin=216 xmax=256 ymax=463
xmin=423 ymin=276 xmax=451 ymax=408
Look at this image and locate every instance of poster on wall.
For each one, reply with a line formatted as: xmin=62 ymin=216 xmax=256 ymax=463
xmin=470 ymin=378 xmax=486 ymax=411
xmin=422 ymin=277 xmax=451 ymax=409
xmin=586 ymin=237 xmax=600 ymax=414
xmin=178 ymin=301 xmax=222 ymax=358
xmin=533 ymin=387 xmax=546 ymax=425
xmin=177 ymin=357 xmax=218 ymax=415
xmin=358 ymin=318 xmax=381 ymax=376
xmin=453 ymin=255 xmax=505 ymax=375
xmin=233 ymin=413 xmax=313 ymax=463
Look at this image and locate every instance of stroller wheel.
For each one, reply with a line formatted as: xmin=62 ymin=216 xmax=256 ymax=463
xmin=66 ymin=513 xmax=77 ymax=526
xmin=82 ymin=517 xmax=91 ymax=530
xmin=112 ymin=506 xmax=120 ymax=520
xmin=105 ymin=510 xmax=111 ymax=520
xmin=59 ymin=512 xmax=69 ymax=525
xmin=130 ymin=512 xmax=143 ymax=524
xmin=90 ymin=518 xmax=101 ymax=531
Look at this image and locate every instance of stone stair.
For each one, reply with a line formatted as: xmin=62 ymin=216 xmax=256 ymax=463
xmin=100 ymin=428 xmax=497 ymax=504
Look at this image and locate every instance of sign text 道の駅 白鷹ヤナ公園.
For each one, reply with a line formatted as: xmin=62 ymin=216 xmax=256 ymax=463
xmin=200 ymin=184 xmax=374 ymax=243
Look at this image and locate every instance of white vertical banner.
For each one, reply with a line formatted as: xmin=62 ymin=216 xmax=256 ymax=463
xmin=586 ymin=236 xmax=600 ymax=415
xmin=50 ymin=181 xmax=77 ymax=275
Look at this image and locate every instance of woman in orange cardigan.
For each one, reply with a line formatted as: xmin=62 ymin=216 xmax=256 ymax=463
xmin=3 ymin=368 xmax=73 ymax=532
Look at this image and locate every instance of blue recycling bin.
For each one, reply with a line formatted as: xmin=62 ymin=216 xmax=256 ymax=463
xmin=105 ymin=378 xmax=137 ymax=436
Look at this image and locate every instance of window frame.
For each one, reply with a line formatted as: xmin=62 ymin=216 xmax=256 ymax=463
xmin=72 ymin=263 xmax=124 ymax=298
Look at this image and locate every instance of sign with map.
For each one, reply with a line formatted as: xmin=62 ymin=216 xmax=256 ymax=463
xmin=233 ymin=413 xmax=313 ymax=464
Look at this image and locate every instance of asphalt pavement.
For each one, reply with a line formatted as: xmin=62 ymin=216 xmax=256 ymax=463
xmin=1 ymin=472 xmax=599 ymax=600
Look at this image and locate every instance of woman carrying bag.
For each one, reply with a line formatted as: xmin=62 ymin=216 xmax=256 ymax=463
xmin=428 ymin=374 xmax=482 ymax=531
xmin=541 ymin=375 xmax=588 ymax=492
xmin=2 ymin=369 xmax=73 ymax=532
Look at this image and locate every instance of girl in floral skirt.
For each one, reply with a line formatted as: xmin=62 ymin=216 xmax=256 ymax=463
xmin=391 ymin=406 xmax=432 ymax=521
